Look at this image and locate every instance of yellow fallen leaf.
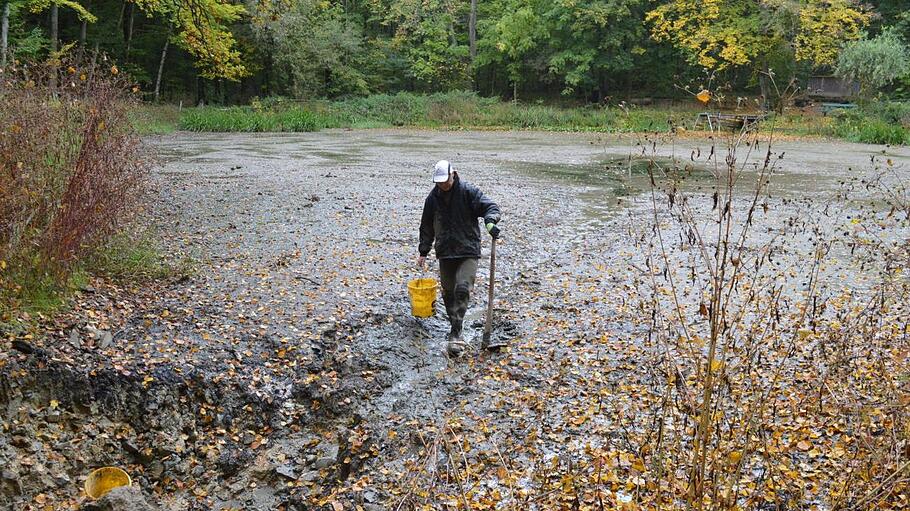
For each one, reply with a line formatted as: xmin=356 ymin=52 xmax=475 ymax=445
xmin=49 ymin=400 xmax=59 ymax=410
xmin=796 ymin=440 xmax=811 ymax=451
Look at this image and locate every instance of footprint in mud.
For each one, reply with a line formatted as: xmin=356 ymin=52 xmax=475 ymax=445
xmin=468 ymin=317 xmax=519 ymax=349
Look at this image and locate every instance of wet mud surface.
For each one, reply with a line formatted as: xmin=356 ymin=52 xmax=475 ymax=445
xmin=2 ymin=130 xmax=909 ymax=510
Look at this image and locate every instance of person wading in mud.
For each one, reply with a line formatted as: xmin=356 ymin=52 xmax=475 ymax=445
xmin=417 ymin=160 xmax=501 ymax=358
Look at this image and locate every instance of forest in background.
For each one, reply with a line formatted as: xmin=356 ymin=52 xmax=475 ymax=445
xmin=1 ymin=0 xmax=909 ymax=105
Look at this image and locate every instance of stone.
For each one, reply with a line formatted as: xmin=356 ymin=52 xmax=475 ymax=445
xmin=147 ymin=460 xmax=165 ymax=480
xmin=217 ymin=448 xmax=251 ymax=478
xmin=122 ymin=440 xmax=153 ymax=464
xmin=1 ymin=470 xmax=22 ymax=496
xmin=249 ymin=459 xmax=274 ymax=480
xmin=314 ymin=457 xmax=335 ymax=470
xmin=297 ymin=470 xmax=318 ymax=482
xmin=317 ymin=442 xmax=339 ymax=460
xmin=54 ymin=473 xmax=72 ymax=487
xmin=275 ymin=465 xmax=296 ymax=480
xmin=92 ymin=485 xmax=157 ymax=511
xmin=99 ymin=331 xmax=113 ymax=349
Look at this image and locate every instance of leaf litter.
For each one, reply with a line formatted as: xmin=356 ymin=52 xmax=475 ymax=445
xmin=1 ymin=130 xmax=909 ymax=510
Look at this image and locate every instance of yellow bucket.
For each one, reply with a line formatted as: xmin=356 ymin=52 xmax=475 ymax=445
xmin=407 ymin=278 xmax=438 ymax=318
xmin=84 ymin=467 xmax=131 ymax=500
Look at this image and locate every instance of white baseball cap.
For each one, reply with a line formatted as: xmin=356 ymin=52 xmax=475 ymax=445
xmin=433 ymin=160 xmax=452 ymax=182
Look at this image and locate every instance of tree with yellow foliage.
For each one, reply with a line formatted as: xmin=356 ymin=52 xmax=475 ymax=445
xmin=647 ymin=0 xmax=869 ymax=103
xmin=134 ymin=0 xmax=248 ymax=81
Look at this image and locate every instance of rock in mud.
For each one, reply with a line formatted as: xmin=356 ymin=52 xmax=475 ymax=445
xmin=146 ymin=460 xmax=164 ymax=480
xmin=314 ymin=456 xmax=336 ymax=470
xmin=86 ymin=485 xmax=157 ymax=511
xmin=68 ymin=329 xmax=81 ymax=347
xmin=313 ymin=442 xmax=340 ymax=470
xmin=1 ymin=470 xmax=22 ymax=496
xmin=217 ymin=446 xmax=252 ymax=477
xmin=250 ymin=458 xmax=275 ymax=480
xmin=275 ymin=465 xmax=297 ymax=480
xmin=297 ymin=470 xmax=318 ymax=482
xmin=99 ymin=331 xmax=113 ymax=349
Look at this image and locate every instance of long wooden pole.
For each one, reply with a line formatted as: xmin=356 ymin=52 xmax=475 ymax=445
xmin=482 ymin=237 xmax=496 ymax=349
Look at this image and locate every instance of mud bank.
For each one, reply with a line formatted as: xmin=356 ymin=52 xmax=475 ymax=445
xmin=2 ymin=130 xmax=908 ymax=510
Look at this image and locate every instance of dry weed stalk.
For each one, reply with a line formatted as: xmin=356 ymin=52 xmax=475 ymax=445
xmin=633 ymin=95 xmax=910 ymax=510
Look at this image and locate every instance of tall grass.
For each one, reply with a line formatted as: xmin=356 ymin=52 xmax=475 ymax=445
xmin=0 ymin=58 xmax=149 ymax=317
xmin=131 ymin=104 xmax=182 ymax=135
xmin=176 ymin=92 xmax=692 ymax=133
xmin=180 ymin=106 xmax=325 ymax=132
xmin=150 ymin=92 xmax=910 ymax=145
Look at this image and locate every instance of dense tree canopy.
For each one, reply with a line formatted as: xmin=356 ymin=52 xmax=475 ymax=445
xmin=0 ymin=0 xmax=906 ymax=103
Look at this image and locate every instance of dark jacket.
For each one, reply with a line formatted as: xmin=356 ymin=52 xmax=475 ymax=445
xmin=419 ymin=175 xmax=501 ymax=259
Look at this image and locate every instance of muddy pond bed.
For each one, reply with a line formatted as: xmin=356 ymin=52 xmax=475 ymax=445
xmin=2 ymin=130 xmax=909 ymax=510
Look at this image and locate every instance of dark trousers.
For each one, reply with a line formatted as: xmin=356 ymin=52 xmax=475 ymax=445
xmin=438 ymin=257 xmax=479 ymax=336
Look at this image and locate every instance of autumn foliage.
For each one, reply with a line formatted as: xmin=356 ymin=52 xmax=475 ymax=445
xmin=0 ymin=58 xmax=149 ymax=287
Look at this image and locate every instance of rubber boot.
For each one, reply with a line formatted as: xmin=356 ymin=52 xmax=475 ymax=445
xmin=446 ymin=319 xmax=465 ymax=358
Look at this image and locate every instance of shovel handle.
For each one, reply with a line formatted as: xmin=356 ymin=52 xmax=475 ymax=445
xmin=482 ymin=237 xmax=496 ymax=346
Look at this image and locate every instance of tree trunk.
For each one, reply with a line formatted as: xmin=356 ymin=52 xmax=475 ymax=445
xmin=758 ymin=63 xmax=771 ymax=112
xmin=78 ymin=19 xmax=87 ymax=60
xmin=49 ymin=3 xmax=58 ymax=94
xmin=469 ymin=0 xmax=477 ymax=60
xmin=125 ymin=4 xmax=134 ymax=61
xmin=154 ymin=36 xmax=169 ymax=102
xmin=1 ymin=1 xmax=9 ymax=68
xmin=196 ymin=75 xmax=206 ymax=107
xmin=50 ymin=4 xmax=58 ymax=52
xmin=513 ymin=81 xmax=517 ymax=103
xmin=117 ymin=0 xmax=125 ymax=31
xmin=86 ymin=41 xmax=99 ymax=92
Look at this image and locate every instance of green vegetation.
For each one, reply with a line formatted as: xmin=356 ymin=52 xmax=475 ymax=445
xmin=0 ymin=265 xmax=88 ymax=320
xmin=837 ymin=29 xmax=910 ymax=96
xmin=131 ymin=104 xmax=182 ymax=135
xmin=145 ymin=92 xmax=910 ymax=146
xmin=2 ymin=0 xmax=906 ymax=105
xmin=180 ymin=106 xmax=323 ymax=132
xmin=0 ymin=61 xmax=151 ymax=321
xmin=164 ymin=94 xmax=707 ymax=133
xmin=0 ymin=231 xmax=184 ymax=327
xmin=87 ymin=231 xmax=193 ymax=281
xmin=142 ymin=91 xmax=715 ymax=132
xmin=831 ymin=101 xmax=910 ymax=144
